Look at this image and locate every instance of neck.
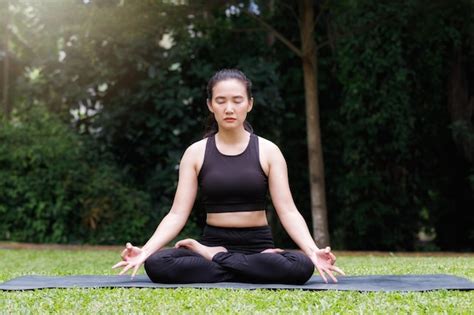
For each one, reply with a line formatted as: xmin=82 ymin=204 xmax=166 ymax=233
xmin=216 ymin=127 xmax=249 ymax=144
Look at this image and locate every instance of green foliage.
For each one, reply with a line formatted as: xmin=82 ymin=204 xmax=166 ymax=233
xmin=0 ymin=0 xmax=472 ymax=250
xmin=330 ymin=0 xmax=474 ymax=250
xmin=0 ymin=108 xmax=153 ymax=244
xmin=333 ymin=6 xmax=419 ymax=249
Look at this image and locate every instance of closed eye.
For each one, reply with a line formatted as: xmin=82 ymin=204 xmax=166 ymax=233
xmin=215 ymin=97 xmax=226 ymax=104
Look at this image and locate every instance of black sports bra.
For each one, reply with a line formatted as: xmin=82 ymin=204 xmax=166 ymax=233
xmin=198 ymin=133 xmax=268 ymax=213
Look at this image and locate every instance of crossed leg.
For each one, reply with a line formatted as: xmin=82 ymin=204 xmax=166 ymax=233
xmin=145 ymin=239 xmax=314 ymax=284
xmin=144 ymin=247 xmax=234 ymax=283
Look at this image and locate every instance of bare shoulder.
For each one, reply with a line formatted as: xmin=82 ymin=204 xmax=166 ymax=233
xmin=185 ymin=138 xmax=207 ymax=154
xmin=257 ymin=136 xmax=285 ymax=173
xmin=258 ymin=136 xmax=283 ymax=157
xmin=182 ymin=138 xmax=207 ymax=159
xmin=181 ymin=138 xmax=208 ymax=172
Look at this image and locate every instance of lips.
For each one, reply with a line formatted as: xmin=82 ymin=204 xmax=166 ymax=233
xmin=224 ymin=118 xmax=236 ymax=122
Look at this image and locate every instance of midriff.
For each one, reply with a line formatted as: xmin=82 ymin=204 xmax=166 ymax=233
xmin=206 ymin=210 xmax=268 ymax=228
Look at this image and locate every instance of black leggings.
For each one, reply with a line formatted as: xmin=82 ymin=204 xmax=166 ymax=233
xmin=144 ymin=225 xmax=314 ymax=284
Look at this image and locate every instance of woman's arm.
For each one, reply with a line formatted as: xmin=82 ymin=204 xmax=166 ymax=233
xmin=262 ymin=139 xmax=343 ymax=282
xmin=113 ymin=141 xmax=203 ymax=277
xmin=264 ymin=141 xmax=318 ymax=254
xmin=140 ymin=143 xmax=200 ymax=256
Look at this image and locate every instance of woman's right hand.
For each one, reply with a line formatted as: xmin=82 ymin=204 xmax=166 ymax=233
xmin=120 ymin=242 xmax=142 ymax=261
xmin=112 ymin=242 xmax=147 ymax=278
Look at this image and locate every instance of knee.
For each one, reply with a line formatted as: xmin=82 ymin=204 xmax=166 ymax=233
xmin=144 ymin=249 xmax=176 ymax=283
xmin=298 ymin=253 xmax=315 ymax=283
xmin=284 ymin=251 xmax=315 ymax=284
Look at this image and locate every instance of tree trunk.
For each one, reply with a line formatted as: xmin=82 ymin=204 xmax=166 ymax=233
xmin=299 ymin=0 xmax=330 ymax=246
xmin=2 ymin=0 xmax=10 ymax=120
xmin=448 ymin=47 xmax=474 ymax=162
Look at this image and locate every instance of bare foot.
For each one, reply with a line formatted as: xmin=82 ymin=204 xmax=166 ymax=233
xmin=261 ymin=248 xmax=284 ymax=254
xmin=175 ymin=238 xmax=227 ymax=260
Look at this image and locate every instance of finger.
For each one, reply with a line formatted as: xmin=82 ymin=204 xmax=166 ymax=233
xmin=112 ymin=261 xmax=128 ymax=269
xmin=131 ymin=264 xmax=140 ymax=279
xmin=325 ymin=269 xmax=338 ymax=283
xmin=119 ymin=264 xmax=133 ymax=275
xmin=321 ymin=250 xmax=335 ymax=265
xmin=120 ymin=249 xmax=128 ymax=260
xmin=315 ymin=264 xmax=328 ymax=284
xmin=330 ymin=265 xmax=346 ymax=276
xmin=315 ymin=248 xmax=329 ymax=255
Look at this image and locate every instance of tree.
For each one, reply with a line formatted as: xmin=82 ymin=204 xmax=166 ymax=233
xmin=2 ymin=0 xmax=472 ymax=249
xmin=246 ymin=0 xmax=330 ymax=246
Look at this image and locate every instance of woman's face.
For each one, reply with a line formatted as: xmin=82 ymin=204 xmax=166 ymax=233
xmin=207 ymin=79 xmax=253 ymax=131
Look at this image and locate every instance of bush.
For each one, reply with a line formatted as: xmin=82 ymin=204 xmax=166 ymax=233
xmin=0 ymin=108 xmax=154 ymax=244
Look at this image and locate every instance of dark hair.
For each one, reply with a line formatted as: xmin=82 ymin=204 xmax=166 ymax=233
xmin=203 ymin=69 xmax=254 ymax=138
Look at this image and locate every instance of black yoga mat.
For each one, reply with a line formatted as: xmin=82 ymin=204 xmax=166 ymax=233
xmin=1 ymin=274 xmax=473 ymax=292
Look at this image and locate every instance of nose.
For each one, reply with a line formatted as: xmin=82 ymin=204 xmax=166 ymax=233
xmin=225 ymin=102 xmax=234 ymax=114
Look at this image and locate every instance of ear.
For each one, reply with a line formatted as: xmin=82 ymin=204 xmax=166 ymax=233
xmin=247 ymin=97 xmax=254 ymax=112
xmin=207 ymin=99 xmax=214 ymax=113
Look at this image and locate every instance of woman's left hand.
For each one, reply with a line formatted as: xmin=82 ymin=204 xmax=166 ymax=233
xmin=308 ymin=246 xmax=345 ymax=283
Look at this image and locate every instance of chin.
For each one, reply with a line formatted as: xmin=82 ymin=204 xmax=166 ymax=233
xmin=220 ymin=122 xmax=242 ymax=129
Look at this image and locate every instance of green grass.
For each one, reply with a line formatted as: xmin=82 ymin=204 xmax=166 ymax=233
xmin=0 ymin=249 xmax=473 ymax=314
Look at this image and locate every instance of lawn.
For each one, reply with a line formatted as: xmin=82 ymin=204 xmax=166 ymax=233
xmin=0 ymin=248 xmax=473 ymax=314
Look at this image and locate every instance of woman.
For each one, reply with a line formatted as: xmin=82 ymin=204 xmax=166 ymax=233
xmin=113 ymin=69 xmax=344 ymax=284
